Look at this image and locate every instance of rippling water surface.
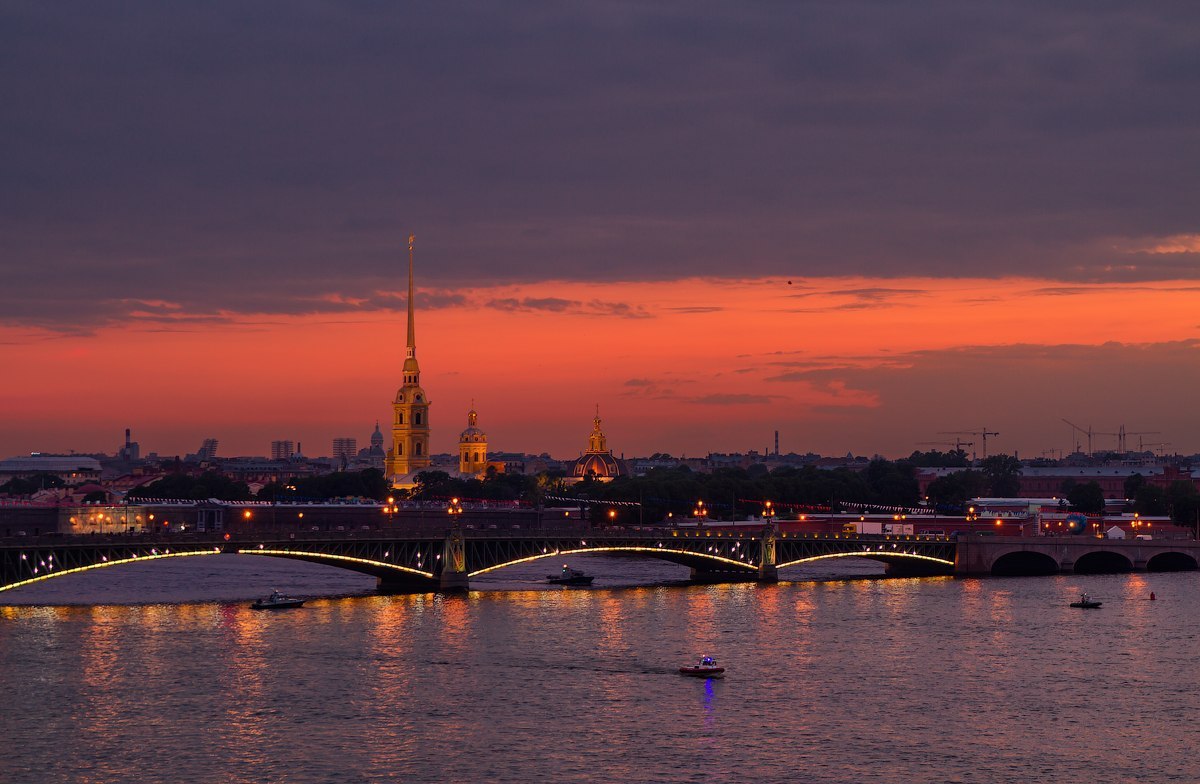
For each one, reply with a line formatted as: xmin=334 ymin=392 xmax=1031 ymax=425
xmin=2 ymin=555 xmax=1198 ymax=783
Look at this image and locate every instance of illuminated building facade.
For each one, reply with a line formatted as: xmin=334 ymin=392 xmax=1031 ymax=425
xmin=384 ymin=235 xmax=432 ymax=486
xmin=567 ymin=408 xmax=627 ymax=483
xmin=458 ymin=406 xmax=488 ymax=477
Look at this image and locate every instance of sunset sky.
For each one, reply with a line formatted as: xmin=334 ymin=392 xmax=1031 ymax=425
xmin=2 ymin=2 xmax=1198 ymax=460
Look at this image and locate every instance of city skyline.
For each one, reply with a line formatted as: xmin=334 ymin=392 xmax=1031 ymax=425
xmin=2 ymin=3 xmax=1199 ymax=460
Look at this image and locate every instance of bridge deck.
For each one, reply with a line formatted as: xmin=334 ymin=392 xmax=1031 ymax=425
xmin=2 ymin=529 xmax=1196 ymax=593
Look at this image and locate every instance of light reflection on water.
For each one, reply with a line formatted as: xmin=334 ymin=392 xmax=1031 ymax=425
xmin=2 ymin=556 xmax=1200 ymax=782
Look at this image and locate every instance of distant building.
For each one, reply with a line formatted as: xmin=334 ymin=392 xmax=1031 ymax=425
xmin=566 ymin=408 xmax=628 ymax=484
xmin=332 ymin=438 xmax=357 ymax=464
xmin=916 ymin=464 xmax=1198 ymax=499
xmin=356 ymin=422 xmax=386 ymax=472
xmin=384 ymin=235 xmax=432 ymax=487
xmin=118 ymin=428 xmax=140 ymax=462
xmin=458 ymin=406 xmax=488 ymax=477
xmin=197 ymin=438 xmax=219 ymax=460
xmin=271 ymin=440 xmax=295 ymax=461
xmin=0 ymin=454 xmax=102 ymax=486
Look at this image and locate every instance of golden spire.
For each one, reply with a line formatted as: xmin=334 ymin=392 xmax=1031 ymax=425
xmin=588 ymin=405 xmax=607 ymax=453
xmin=406 ymin=234 xmax=416 ymax=359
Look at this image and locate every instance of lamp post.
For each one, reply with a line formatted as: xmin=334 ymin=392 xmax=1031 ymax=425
xmin=762 ymin=500 xmax=774 ymax=523
xmin=608 ymin=508 xmax=616 ymax=527
xmin=447 ymin=497 xmax=463 ymax=529
xmin=694 ymin=500 xmax=707 ymax=527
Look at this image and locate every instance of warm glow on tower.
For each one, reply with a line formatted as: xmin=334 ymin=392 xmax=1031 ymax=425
xmin=384 ymin=233 xmax=432 ymax=485
xmin=458 ymin=404 xmax=488 ymax=477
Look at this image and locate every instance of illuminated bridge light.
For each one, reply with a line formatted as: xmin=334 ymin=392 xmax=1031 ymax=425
xmin=1 ymin=550 xmax=218 ymax=593
xmin=239 ymin=549 xmax=434 ymax=579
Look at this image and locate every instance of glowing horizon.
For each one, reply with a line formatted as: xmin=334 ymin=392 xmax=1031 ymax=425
xmin=2 ymin=275 xmax=1197 ymax=461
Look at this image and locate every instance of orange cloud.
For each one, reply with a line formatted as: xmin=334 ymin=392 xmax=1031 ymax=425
xmin=1 ymin=276 xmax=1197 ymax=459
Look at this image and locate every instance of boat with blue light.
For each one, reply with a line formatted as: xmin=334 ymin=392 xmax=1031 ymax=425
xmin=679 ymin=656 xmax=725 ymax=678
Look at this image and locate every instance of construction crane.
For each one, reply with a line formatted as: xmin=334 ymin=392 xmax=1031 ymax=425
xmin=1124 ymin=429 xmax=1161 ymax=453
xmin=939 ymin=429 xmax=998 ymax=460
xmin=1061 ymin=419 xmax=1095 ymax=456
xmin=917 ymin=440 xmax=974 ymax=453
xmin=1092 ymin=428 xmax=1120 ymax=454
xmin=1141 ymin=442 xmax=1172 ymax=457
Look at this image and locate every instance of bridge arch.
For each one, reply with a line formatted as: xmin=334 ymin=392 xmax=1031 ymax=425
xmin=0 ymin=548 xmax=221 ymax=594
xmin=990 ymin=550 xmax=1059 ymax=576
xmin=776 ymin=551 xmax=954 ymax=575
xmin=238 ymin=549 xmax=435 ymax=582
xmin=1146 ymin=551 xmax=1199 ymax=572
xmin=467 ymin=546 xmax=757 ymax=578
xmin=1072 ymin=550 xmax=1134 ymax=574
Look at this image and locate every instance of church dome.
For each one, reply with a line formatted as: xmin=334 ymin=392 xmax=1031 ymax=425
xmin=459 ymin=409 xmax=487 ymax=442
xmin=571 ymin=451 xmax=626 ymax=480
xmin=567 ymin=407 xmax=627 ymax=481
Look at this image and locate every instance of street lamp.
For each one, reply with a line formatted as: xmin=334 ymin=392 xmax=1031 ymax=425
xmin=447 ymin=497 xmax=463 ymax=526
xmin=694 ymin=500 xmax=707 ymax=526
xmin=608 ymin=508 xmax=616 ymax=526
xmin=763 ymin=500 xmax=774 ymax=522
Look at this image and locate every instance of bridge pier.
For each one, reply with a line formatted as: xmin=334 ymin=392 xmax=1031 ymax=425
xmin=438 ymin=570 xmax=470 ymax=592
xmin=438 ymin=529 xmax=470 ymax=592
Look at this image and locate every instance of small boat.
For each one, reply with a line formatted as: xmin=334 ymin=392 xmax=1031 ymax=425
xmin=679 ymin=656 xmax=725 ymax=678
xmin=251 ymin=590 xmax=305 ymax=610
xmin=1069 ymin=593 xmax=1102 ymax=609
xmin=546 ymin=565 xmax=594 ymax=586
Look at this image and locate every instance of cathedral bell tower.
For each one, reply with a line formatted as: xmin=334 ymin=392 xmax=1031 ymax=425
xmin=458 ymin=404 xmax=488 ymax=477
xmin=384 ymin=234 xmax=432 ymax=484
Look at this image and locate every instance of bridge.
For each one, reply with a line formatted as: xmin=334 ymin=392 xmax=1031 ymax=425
xmin=0 ymin=528 xmax=1196 ymax=594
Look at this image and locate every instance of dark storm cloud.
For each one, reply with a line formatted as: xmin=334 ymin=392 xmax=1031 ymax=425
xmin=4 ymin=0 xmax=1200 ymax=329
xmin=765 ymin=340 xmax=1200 ymax=386
xmin=484 ymin=296 xmax=650 ymax=317
xmin=690 ymin=393 xmax=779 ymax=405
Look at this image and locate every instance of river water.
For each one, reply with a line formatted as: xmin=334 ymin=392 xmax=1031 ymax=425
xmin=2 ymin=555 xmax=1197 ymax=783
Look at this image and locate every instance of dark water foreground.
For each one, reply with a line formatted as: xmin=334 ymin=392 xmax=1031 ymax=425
xmin=2 ymin=556 xmax=1197 ymax=783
